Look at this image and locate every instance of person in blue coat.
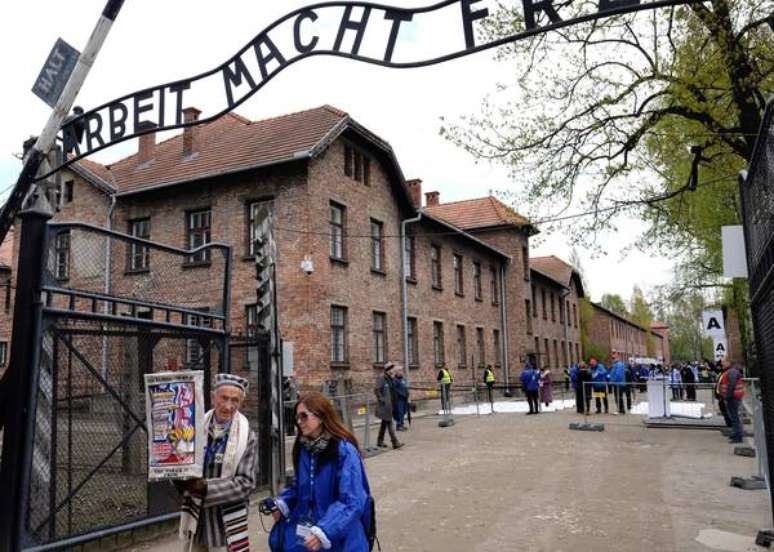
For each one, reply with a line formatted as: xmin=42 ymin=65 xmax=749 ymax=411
xmin=609 ymin=353 xmax=627 ymax=414
xmin=590 ymin=357 xmax=609 ymax=414
xmin=520 ymin=356 xmax=541 ymax=415
xmin=269 ymin=391 xmax=370 ymax=552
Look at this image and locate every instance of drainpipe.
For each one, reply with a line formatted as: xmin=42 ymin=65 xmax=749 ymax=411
xmin=401 ymin=210 xmax=422 ymax=385
xmin=101 ymin=193 xmax=116 ymax=377
xmin=499 ymin=264 xmax=511 ymax=395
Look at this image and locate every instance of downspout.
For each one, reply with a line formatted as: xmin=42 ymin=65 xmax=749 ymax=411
xmin=101 ymin=191 xmax=117 ymax=377
xmin=499 ymin=263 xmax=511 ymax=395
xmin=401 ymin=210 xmax=422 ymax=385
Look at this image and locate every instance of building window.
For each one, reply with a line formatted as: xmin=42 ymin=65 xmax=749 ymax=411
xmin=404 ymin=235 xmax=416 ymax=280
xmin=54 ymin=230 xmax=70 ymax=281
xmin=371 ymin=219 xmax=384 ymax=272
xmin=245 ymin=304 xmax=258 ymax=337
xmin=431 ymin=245 xmax=442 ymax=289
xmin=187 ymin=209 xmax=211 ymax=264
xmin=544 ymin=338 xmax=550 ymax=368
xmin=526 ymin=300 xmax=533 ymax=335
xmin=185 ymin=309 xmax=211 ymax=365
xmin=559 ymin=298 xmax=565 ymax=325
xmin=453 ymin=254 xmax=464 ymax=295
xmin=128 ymin=218 xmax=150 ymax=271
xmin=576 ymin=342 xmax=580 ymax=364
xmin=433 ymin=321 xmax=445 ymax=367
xmin=561 ymin=340 xmax=567 ymax=367
xmin=522 ymin=245 xmax=529 ymax=280
xmin=473 ymin=262 xmax=482 ymax=301
xmin=407 ymin=317 xmax=419 ymax=366
xmin=0 ymin=341 xmax=7 ymax=367
xmin=344 ymin=145 xmax=352 ymax=176
xmin=354 ymin=150 xmax=362 ymax=181
xmin=372 ymin=312 xmax=387 ymax=364
xmin=550 ymin=293 xmax=556 ymax=322
xmin=476 ymin=327 xmax=485 ymax=367
xmin=247 ymin=200 xmax=272 ymax=256
xmin=363 ymin=157 xmax=371 ymax=186
xmin=534 ymin=337 xmax=540 ymax=368
xmin=553 ymin=340 xmax=559 ymax=369
xmin=541 ymin=289 xmax=547 ymax=320
xmin=330 ymin=202 xmax=346 ymax=261
xmin=490 ymin=266 xmax=499 ymax=305
xmin=532 ymin=287 xmax=537 ymax=317
xmin=456 ymin=325 xmax=467 ymax=368
xmin=331 ymin=306 xmax=348 ymax=364
xmin=64 ymin=180 xmax=74 ymax=203
xmin=566 ymin=300 xmax=572 ymax=327
xmin=493 ymin=329 xmax=501 ymax=367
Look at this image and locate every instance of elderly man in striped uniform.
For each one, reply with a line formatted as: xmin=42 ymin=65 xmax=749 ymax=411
xmin=178 ymin=373 xmax=258 ymax=551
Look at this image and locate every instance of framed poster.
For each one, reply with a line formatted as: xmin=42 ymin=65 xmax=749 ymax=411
xmin=144 ymin=371 xmax=205 ymax=481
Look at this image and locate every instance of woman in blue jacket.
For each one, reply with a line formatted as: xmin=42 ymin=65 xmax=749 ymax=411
xmin=269 ymin=391 xmax=370 ymax=551
xmin=590 ymin=357 xmax=609 ymax=414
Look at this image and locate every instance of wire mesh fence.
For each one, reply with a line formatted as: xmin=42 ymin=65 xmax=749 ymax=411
xmin=741 ymin=98 xmax=774 ymax=525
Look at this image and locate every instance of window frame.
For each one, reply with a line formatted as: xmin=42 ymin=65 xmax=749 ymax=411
xmin=404 ymin=235 xmax=417 ymax=282
xmin=54 ymin=230 xmax=70 ymax=281
xmin=373 ymin=311 xmax=387 ymax=365
xmin=453 ymin=254 xmax=464 ymax=296
xmin=430 ymin=244 xmax=443 ymax=290
xmin=331 ymin=305 xmax=349 ymax=365
xmin=525 ymin=299 xmax=533 ymax=335
xmin=185 ymin=208 xmax=212 ymax=265
xmin=127 ymin=218 xmax=151 ymax=273
xmin=456 ymin=324 xmax=467 ymax=368
xmin=329 ymin=202 xmax=347 ymax=262
xmin=370 ymin=218 xmax=385 ymax=273
xmin=493 ymin=329 xmax=501 ymax=368
xmin=476 ymin=327 xmax=485 ymax=367
xmin=407 ymin=316 xmax=419 ymax=367
xmin=490 ymin=265 xmax=500 ymax=306
xmin=432 ymin=321 xmax=445 ymax=367
xmin=473 ymin=261 xmax=483 ymax=301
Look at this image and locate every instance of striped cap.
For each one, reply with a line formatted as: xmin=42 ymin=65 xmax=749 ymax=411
xmin=214 ymin=373 xmax=249 ymax=394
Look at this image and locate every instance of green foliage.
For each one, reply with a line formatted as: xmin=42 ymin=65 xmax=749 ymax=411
xmin=659 ymin=291 xmax=713 ymax=361
xmin=600 ymin=294 xmax=628 ymax=317
xmin=583 ymin=341 xmax=611 ymax=364
xmin=629 ymin=286 xmax=655 ymax=355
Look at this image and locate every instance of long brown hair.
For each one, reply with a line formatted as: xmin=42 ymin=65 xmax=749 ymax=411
xmin=292 ymin=391 xmax=361 ymax=468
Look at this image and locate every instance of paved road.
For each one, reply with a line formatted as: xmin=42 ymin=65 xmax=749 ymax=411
xmin=131 ymin=407 xmax=769 ymax=551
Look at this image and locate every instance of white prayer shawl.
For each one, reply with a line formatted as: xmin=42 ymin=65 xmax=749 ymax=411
xmin=179 ymin=410 xmax=250 ymax=551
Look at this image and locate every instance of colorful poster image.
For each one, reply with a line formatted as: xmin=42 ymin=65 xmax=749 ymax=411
xmin=144 ymin=371 xmax=205 ymax=481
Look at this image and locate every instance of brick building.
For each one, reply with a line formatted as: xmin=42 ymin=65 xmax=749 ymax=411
xmin=589 ymin=303 xmax=669 ymax=363
xmin=2 ymin=106 xmax=546 ymax=391
xmin=527 ymin=256 xmax=584 ymax=370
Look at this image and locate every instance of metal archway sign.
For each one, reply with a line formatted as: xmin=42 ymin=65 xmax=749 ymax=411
xmin=57 ymin=0 xmax=700 ymax=174
xmin=1 ymin=0 xmax=702 ymax=245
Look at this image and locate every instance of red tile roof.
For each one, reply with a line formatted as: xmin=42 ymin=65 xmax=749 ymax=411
xmin=75 ymin=105 xmax=350 ymax=195
xmin=530 ymin=255 xmax=585 ymax=297
xmin=424 ymin=196 xmax=532 ymax=231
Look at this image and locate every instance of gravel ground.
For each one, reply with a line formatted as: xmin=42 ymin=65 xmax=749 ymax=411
xmin=131 ymin=407 xmax=770 ymax=552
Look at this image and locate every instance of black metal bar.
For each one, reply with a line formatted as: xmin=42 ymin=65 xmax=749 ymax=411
xmin=41 ymin=287 xmax=226 ymax=323
xmin=48 ymin=222 xmax=230 ymax=258
xmin=43 ymin=308 xmax=226 ymax=336
xmin=0 ymin=200 xmax=51 ymax=552
xmin=55 ymin=335 xmax=147 ymax=432
xmin=66 ymin=335 xmax=72 ymax=536
xmin=49 ymin=333 xmax=59 ymax=542
xmin=23 ymin=511 xmax=180 ymax=552
xmin=222 ymin=248 xmax=232 ymax=376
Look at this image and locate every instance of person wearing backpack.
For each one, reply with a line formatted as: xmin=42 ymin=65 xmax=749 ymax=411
xmin=718 ymin=361 xmax=745 ymax=444
xmin=267 ymin=391 xmax=373 ymax=551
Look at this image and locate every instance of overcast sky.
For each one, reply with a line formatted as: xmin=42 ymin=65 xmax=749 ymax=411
xmin=0 ymin=0 xmax=676 ymax=303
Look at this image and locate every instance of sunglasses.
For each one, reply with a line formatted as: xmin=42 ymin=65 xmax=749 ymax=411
xmin=296 ymin=411 xmax=316 ymax=422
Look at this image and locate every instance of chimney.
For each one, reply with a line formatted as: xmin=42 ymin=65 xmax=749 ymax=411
xmin=425 ymin=191 xmax=440 ymax=207
xmin=406 ymin=179 xmax=423 ymax=208
xmin=138 ymin=132 xmax=155 ymax=165
xmin=183 ymin=107 xmax=201 ymax=157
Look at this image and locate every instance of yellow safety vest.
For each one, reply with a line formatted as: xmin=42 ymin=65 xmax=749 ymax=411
xmin=440 ymin=369 xmax=451 ymax=384
xmin=485 ymin=370 xmax=495 ymax=383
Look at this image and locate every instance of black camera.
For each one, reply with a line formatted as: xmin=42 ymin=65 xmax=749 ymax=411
xmin=259 ymin=497 xmax=278 ymax=515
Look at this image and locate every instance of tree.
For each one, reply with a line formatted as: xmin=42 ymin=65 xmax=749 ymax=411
xmin=600 ymin=293 xmax=629 ymax=317
xmin=630 ymin=286 xmax=656 ymax=356
xmin=659 ymin=291 xmax=713 ymax=361
xmin=442 ymin=0 xmax=773 ymax=244
xmin=579 ymin=297 xmax=609 ymax=361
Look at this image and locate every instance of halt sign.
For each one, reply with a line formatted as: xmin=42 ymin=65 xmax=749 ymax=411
xmin=31 ymin=38 xmax=80 ymax=108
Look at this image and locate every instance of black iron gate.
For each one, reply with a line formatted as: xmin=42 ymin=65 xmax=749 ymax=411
xmin=740 ymin=97 xmax=774 ymax=527
xmin=0 ymin=212 xmax=232 ymax=551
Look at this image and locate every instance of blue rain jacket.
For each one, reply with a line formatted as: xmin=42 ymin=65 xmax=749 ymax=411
xmin=270 ymin=439 xmax=368 ymax=552
xmin=520 ymin=367 xmax=540 ymax=392
xmin=569 ymin=365 xmax=579 ymax=390
xmin=591 ymin=364 xmax=609 ymax=391
xmin=609 ymin=361 xmax=626 ymax=384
